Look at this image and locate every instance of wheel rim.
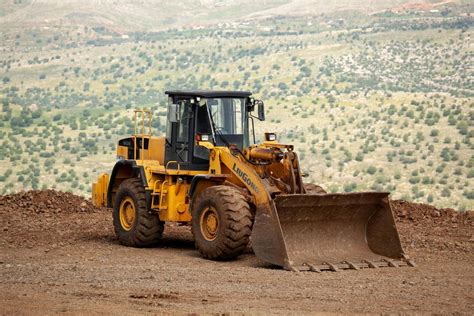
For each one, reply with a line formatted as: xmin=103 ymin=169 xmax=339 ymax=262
xmin=119 ymin=197 xmax=136 ymax=231
xmin=200 ymin=206 xmax=219 ymax=241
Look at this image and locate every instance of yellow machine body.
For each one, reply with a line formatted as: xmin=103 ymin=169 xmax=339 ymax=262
xmin=92 ymin=173 xmax=109 ymax=207
xmin=92 ymin=100 xmax=412 ymax=272
xmin=92 ymin=110 xmax=195 ymax=223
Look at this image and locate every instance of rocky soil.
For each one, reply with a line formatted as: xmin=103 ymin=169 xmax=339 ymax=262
xmin=0 ymin=190 xmax=473 ymax=314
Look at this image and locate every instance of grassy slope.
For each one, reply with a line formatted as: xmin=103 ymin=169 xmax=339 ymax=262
xmin=0 ymin=1 xmax=473 ymax=210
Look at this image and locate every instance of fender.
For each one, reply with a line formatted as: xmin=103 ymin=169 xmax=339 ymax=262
xmin=187 ymin=174 xmax=229 ymax=213
xmin=107 ymin=159 xmax=148 ymax=207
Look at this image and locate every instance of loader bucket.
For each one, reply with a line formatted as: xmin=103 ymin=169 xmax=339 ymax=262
xmin=251 ymin=192 xmax=414 ymax=272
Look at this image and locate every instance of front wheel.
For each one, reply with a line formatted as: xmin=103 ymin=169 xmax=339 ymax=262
xmin=113 ymin=178 xmax=164 ymax=247
xmin=192 ymin=185 xmax=253 ymax=260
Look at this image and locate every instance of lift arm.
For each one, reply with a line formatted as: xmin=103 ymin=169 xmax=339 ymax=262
xmin=197 ymin=141 xmax=292 ymax=268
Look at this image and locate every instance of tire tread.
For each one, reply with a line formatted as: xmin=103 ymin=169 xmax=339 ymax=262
xmin=113 ymin=178 xmax=164 ymax=247
xmin=192 ymin=185 xmax=253 ymax=260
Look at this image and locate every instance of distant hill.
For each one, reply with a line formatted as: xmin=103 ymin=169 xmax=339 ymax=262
xmin=0 ymin=0 xmax=407 ymax=33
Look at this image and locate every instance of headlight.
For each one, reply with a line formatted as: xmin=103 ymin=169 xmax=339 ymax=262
xmin=196 ymin=134 xmax=210 ymax=141
xmin=265 ymin=132 xmax=277 ymax=141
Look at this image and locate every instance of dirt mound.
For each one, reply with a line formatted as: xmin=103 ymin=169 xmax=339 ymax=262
xmin=0 ymin=190 xmax=472 ymax=254
xmin=392 ymin=199 xmax=473 ymax=224
xmin=391 ymin=200 xmax=473 ymax=255
xmin=0 ymin=190 xmax=97 ymax=214
xmin=0 ymin=190 xmax=107 ymax=249
xmin=2 ymin=190 xmax=470 ymax=223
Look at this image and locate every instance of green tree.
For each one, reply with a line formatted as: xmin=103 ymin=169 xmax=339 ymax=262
xmin=367 ymin=166 xmax=377 ymax=175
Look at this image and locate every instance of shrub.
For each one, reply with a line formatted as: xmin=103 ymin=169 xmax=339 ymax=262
xmin=427 ymin=194 xmax=434 ymax=203
xmin=441 ymin=188 xmax=451 ymax=197
xmin=422 ymin=176 xmax=431 ymax=184
xmin=367 ymin=166 xmax=377 ymax=175
xmin=467 ymin=169 xmax=474 ymax=178
xmin=464 ymin=191 xmax=474 ymax=200
xmin=344 ymin=182 xmax=357 ymax=192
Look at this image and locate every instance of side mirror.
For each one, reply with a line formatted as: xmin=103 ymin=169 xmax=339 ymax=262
xmin=168 ymin=102 xmax=180 ymax=123
xmin=257 ymin=100 xmax=265 ymax=121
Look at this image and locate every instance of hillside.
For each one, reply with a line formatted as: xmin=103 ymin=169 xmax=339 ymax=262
xmin=0 ymin=0 xmax=408 ymax=32
xmin=0 ymin=0 xmax=473 ymax=210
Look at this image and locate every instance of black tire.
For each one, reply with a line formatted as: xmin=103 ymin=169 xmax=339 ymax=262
xmin=113 ymin=178 xmax=164 ymax=247
xmin=192 ymin=185 xmax=253 ymax=260
xmin=304 ymin=183 xmax=327 ymax=195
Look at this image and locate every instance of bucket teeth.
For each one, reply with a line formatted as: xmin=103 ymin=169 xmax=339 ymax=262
xmin=283 ymin=260 xmax=299 ymax=272
xmin=365 ymin=260 xmax=379 ymax=269
xmin=385 ymin=259 xmax=399 ymax=268
xmin=298 ymin=258 xmax=413 ymax=272
xmin=326 ymin=262 xmax=340 ymax=272
xmin=307 ymin=263 xmax=321 ymax=273
xmin=403 ymin=255 xmax=417 ymax=267
xmin=346 ymin=261 xmax=360 ymax=270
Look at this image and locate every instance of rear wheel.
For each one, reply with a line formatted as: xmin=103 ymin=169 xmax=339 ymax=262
xmin=304 ymin=183 xmax=327 ymax=195
xmin=192 ymin=185 xmax=253 ymax=260
xmin=113 ymin=178 xmax=164 ymax=247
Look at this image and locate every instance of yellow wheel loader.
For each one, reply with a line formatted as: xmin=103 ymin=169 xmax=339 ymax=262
xmin=92 ymin=90 xmax=415 ymax=272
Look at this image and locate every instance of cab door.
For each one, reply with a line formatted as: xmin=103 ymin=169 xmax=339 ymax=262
xmin=165 ymin=97 xmax=193 ymax=169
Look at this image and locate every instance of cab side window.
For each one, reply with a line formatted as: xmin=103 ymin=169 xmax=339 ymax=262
xmin=177 ymin=100 xmax=189 ymax=143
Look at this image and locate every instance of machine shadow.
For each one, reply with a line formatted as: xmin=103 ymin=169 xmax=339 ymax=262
xmin=79 ymin=229 xmax=195 ymax=250
xmin=154 ymin=236 xmax=195 ymax=250
xmin=80 ymin=227 xmax=277 ymax=268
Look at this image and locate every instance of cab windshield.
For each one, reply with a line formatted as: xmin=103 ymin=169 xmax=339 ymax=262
xmin=208 ymin=98 xmax=245 ymax=135
xmin=194 ymin=97 xmax=249 ymax=158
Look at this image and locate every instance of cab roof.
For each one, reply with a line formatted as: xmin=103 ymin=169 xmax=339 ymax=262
xmin=165 ymin=90 xmax=252 ymax=98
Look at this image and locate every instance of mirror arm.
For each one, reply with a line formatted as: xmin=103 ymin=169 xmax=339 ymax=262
xmin=250 ymin=115 xmax=256 ymax=144
xmin=256 ymin=99 xmax=265 ymax=121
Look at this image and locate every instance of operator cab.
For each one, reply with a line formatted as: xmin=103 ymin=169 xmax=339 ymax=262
xmin=164 ymin=90 xmax=264 ymax=170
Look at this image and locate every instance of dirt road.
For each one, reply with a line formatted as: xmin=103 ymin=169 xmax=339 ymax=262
xmin=1 ymin=191 xmax=473 ymax=314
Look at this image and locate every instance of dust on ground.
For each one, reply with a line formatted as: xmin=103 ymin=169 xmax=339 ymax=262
xmin=1 ymin=190 xmax=473 ymax=314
